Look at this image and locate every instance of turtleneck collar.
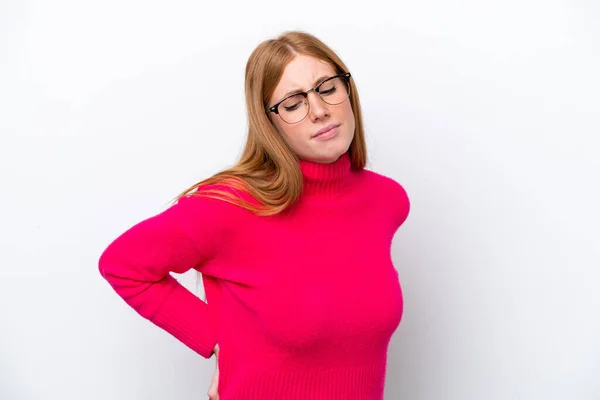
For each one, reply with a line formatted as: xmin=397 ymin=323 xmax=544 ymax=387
xmin=298 ymin=151 xmax=355 ymax=197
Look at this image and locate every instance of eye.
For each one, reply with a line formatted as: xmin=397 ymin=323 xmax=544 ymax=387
xmin=281 ymin=95 xmax=305 ymax=112
xmin=284 ymin=102 xmax=301 ymax=111
xmin=320 ymin=86 xmax=337 ymax=95
xmin=318 ymin=79 xmax=338 ymax=95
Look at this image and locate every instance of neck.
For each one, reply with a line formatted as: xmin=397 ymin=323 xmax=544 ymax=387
xmin=298 ymin=152 xmax=354 ymax=197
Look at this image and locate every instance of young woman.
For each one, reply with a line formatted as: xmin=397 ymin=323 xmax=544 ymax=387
xmin=99 ymin=30 xmax=410 ymax=400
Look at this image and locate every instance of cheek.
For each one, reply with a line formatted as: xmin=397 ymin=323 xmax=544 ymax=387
xmin=343 ymin=103 xmax=355 ymax=122
xmin=341 ymin=104 xmax=355 ymax=134
xmin=333 ymin=101 xmax=354 ymax=125
xmin=271 ymin=118 xmax=288 ymax=138
xmin=272 ymin=119 xmax=301 ymax=146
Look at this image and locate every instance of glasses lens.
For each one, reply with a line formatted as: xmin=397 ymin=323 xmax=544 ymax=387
xmin=279 ymin=94 xmax=308 ymax=124
xmin=276 ymin=76 xmax=350 ymax=124
xmin=319 ymin=77 xmax=350 ymax=105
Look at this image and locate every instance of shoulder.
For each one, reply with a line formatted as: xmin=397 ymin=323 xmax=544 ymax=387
xmin=359 ymin=169 xmax=411 ymax=227
xmin=170 ymin=183 xmax=254 ymax=255
xmin=359 ymin=169 xmax=409 ymax=200
xmin=175 ymin=182 xmax=255 ymax=220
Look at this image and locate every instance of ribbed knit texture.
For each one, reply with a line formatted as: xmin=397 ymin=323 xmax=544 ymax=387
xmin=99 ymin=151 xmax=410 ymax=400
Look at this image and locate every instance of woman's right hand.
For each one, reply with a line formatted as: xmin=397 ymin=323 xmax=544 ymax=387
xmin=207 ymin=344 xmax=220 ymax=400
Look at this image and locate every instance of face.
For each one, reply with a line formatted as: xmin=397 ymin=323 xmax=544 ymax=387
xmin=268 ymin=54 xmax=355 ymax=164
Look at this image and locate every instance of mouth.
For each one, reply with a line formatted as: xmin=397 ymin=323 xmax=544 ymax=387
xmin=312 ymin=123 xmax=341 ymax=140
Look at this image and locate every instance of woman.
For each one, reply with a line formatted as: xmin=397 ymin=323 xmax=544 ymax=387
xmin=99 ymin=30 xmax=410 ymax=400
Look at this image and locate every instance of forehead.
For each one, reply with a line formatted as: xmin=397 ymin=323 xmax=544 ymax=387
xmin=272 ymin=55 xmax=337 ymax=97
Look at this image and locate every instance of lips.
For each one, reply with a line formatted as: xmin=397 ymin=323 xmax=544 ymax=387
xmin=312 ymin=123 xmax=341 ymax=138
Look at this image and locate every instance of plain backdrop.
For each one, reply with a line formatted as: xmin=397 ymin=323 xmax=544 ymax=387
xmin=1 ymin=0 xmax=599 ymax=399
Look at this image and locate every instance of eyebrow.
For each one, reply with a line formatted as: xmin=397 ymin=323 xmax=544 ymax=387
xmin=280 ymin=75 xmax=332 ymax=100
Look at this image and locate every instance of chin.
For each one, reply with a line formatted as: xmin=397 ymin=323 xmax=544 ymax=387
xmin=311 ymin=146 xmax=351 ymax=164
xmin=299 ymin=132 xmax=353 ymax=163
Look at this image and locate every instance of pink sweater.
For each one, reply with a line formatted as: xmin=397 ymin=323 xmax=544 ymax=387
xmin=99 ymin=152 xmax=410 ymax=400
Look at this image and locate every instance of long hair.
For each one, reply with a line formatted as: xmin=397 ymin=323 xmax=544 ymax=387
xmin=174 ymin=30 xmax=367 ymax=216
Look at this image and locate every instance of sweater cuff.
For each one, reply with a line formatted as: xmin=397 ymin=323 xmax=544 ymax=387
xmin=151 ymin=278 xmax=219 ymax=359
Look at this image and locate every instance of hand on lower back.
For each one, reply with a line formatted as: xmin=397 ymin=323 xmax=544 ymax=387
xmin=207 ymin=344 xmax=219 ymax=400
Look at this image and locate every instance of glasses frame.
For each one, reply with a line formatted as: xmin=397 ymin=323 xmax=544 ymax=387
xmin=266 ymin=72 xmax=352 ymax=124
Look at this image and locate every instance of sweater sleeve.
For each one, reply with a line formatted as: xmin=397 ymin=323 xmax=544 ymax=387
xmin=98 ymin=194 xmax=228 ymax=359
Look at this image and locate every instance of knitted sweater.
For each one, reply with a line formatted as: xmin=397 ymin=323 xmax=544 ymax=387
xmin=98 ymin=151 xmax=410 ymax=400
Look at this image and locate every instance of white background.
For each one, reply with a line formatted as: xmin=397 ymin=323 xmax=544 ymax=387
xmin=1 ymin=0 xmax=599 ymax=399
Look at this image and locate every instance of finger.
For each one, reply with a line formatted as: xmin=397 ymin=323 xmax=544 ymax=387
xmin=207 ymin=388 xmax=219 ymax=400
xmin=207 ymin=389 xmax=220 ymax=400
xmin=207 ymin=372 xmax=219 ymax=399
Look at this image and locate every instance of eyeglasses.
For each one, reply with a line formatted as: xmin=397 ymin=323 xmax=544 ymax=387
xmin=266 ymin=72 xmax=352 ymax=124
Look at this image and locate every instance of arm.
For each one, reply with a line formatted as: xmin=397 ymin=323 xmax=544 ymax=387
xmin=98 ymin=194 xmax=226 ymax=359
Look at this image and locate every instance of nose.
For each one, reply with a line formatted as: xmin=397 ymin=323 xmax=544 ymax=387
xmin=306 ymin=91 xmax=329 ymax=121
